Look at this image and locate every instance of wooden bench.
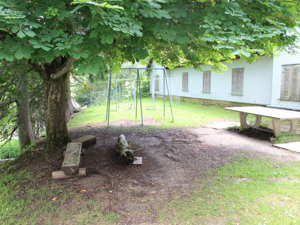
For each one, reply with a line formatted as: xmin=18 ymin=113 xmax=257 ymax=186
xmin=224 ymin=106 xmax=300 ymax=137
xmin=52 ymin=135 xmax=96 ymax=179
xmin=62 ymin=142 xmax=82 ymax=175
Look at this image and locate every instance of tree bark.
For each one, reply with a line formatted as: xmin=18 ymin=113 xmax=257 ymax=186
xmin=16 ymin=72 xmax=34 ymax=149
xmin=29 ymin=56 xmax=74 ymax=149
xmin=116 ymin=134 xmax=134 ymax=163
xmin=44 ymin=71 xmax=71 ymax=149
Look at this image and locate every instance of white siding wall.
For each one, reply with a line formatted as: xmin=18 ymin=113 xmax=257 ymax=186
xmin=271 ymin=51 xmax=300 ymax=110
xmin=149 ymin=62 xmax=170 ymax=95
xmin=154 ymin=56 xmax=273 ymax=105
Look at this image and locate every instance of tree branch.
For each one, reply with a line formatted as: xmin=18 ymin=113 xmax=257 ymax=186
xmin=0 ymin=115 xmax=17 ymax=135
xmin=28 ymin=60 xmax=47 ymax=79
xmin=50 ymin=56 xmax=75 ymax=79
xmin=0 ymin=126 xmax=17 ymax=149
xmin=72 ymin=75 xmax=85 ymax=85
xmin=0 ymin=105 xmax=16 ymax=120
xmin=0 ymin=99 xmax=15 ymax=106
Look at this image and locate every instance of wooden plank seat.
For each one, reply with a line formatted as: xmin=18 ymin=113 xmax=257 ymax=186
xmin=73 ymin=135 xmax=96 ymax=148
xmin=224 ymin=106 xmax=300 ymax=137
xmin=62 ymin=142 xmax=82 ymax=175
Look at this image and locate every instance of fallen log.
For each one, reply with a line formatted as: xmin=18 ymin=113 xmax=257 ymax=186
xmin=116 ymin=134 xmax=134 ymax=163
xmin=62 ymin=142 xmax=82 ymax=175
xmin=52 ymin=168 xmax=86 ymax=180
xmin=73 ymin=135 xmax=96 ymax=148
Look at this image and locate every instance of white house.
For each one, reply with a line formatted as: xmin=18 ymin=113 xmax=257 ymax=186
xmin=150 ymin=52 xmax=300 ymax=110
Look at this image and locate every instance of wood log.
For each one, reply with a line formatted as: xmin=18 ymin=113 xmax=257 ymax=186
xmin=116 ymin=134 xmax=134 ymax=163
xmin=52 ymin=168 xmax=86 ymax=180
xmin=73 ymin=135 xmax=96 ymax=148
xmin=62 ymin=142 xmax=82 ymax=175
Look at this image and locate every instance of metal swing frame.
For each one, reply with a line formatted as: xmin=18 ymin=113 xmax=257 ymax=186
xmin=106 ymin=67 xmax=174 ymax=127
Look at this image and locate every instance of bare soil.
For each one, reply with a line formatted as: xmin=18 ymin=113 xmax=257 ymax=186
xmin=8 ymin=118 xmax=300 ymax=224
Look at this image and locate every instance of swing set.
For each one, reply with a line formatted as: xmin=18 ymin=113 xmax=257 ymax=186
xmin=106 ymin=67 xmax=175 ymax=127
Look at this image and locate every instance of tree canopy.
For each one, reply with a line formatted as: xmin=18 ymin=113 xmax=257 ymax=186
xmin=1 ymin=0 xmax=299 ymax=72
xmin=0 ymin=0 xmax=299 ymax=148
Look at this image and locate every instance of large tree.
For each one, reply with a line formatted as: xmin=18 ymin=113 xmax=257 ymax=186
xmin=0 ymin=61 xmax=37 ymax=149
xmin=0 ymin=0 xmax=299 ymax=149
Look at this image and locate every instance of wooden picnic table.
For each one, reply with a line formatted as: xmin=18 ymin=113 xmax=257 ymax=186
xmin=224 ymin=106 xmax=300 ymax=137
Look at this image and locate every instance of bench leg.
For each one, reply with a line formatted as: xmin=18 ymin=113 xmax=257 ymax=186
xmin=239 ymin=112 xmax=250 ymax=129
xmin=239 ymin=113 xmax=261 ymax=129
xmin=288 ymin=119 xmax=299 ymax=135
xmin=252 ymin=115 xmax=262 ymax=128
xmin=272 ymin=118 xmax=282 ymax=137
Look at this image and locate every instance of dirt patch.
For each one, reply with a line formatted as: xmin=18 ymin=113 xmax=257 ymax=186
xmin=109 ymin=117 xmax=161 ymax=127
xmin=227 ymin=126 xmax=275 ymax=141
xmin=7 ymin=120 xmax=300 ymax=224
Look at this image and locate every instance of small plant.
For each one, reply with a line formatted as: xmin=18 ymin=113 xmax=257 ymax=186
xmin=103 ymin=212 xmax=118 ymax=223
xmin=226 ymin=125 xmax=243 ymax=132
xmin=270 ymin=133 xmax=300 ymax=144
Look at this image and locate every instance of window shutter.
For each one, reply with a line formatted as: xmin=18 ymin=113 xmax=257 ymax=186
xmin=291 ymin=67 xmax=299 ymax=100
xmin=281 ymin=67 xmax=290 ymax=99
xmin=232 ymin=70 xmax=237 ymax=94
xmin=298 ymin=67 xmax=300 ymax=100
xmin=203 ymin=71 xmax=211 ymax=93
xmin=155 ymin=75 xmax=159 ymax=91
xmin=238 ymin=69 xmax=243 ymax=95
xmin=232 ymin=69 xmax=244 ymax=95
xmin=182 ymin=73 xmax=188 ymax=92
xmin=280 ymin=65 xmax=300 ymax=101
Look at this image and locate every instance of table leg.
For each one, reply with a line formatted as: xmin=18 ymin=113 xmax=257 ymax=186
xmin=252 ymin=115 xmax=262 ymax=128
xmin=288 ymin=119 xmax=299 ymax=135
xmin=239 ymin=112 xmax=251 ymax=129
xmin=272 ymin=118 xmax=282 ymax=137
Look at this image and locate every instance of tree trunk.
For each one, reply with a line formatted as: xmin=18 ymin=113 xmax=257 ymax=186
xmin=16 ymin=72 xmax=34 ymax=149
xmin=65 ymin=73 xmax=80 ymax=117
xmin=44 ymin=72 xmax=71 ymax=149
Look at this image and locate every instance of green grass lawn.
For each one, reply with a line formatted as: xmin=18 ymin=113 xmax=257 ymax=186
xmin=157 ymin=158 xmax=300 ymax=224
xmin=1 ymin=157 xmax=300 ymax=224
xmin=0 ymin=139 xmax=21 ymax=159
xmin=68 ymin=98 xmax=267 ymax=129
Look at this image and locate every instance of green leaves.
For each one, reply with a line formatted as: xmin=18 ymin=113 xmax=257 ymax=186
xmin=101 ymin=33 xmax=114 ymax=44
xmin=17 ymin=30 xmax=26 ymax=38
xmin=80 ymin=50 xmax=91 ymax=59
xmin=0 ymin=0 xmax=299 ymax=73
xmin=14 ymin=46 xmax=35 ymax=60
xmin=28 ymin=39 xmax=53 ymax=51
xmin=70 ymin=0 xmax=124 ymax=12
xmin=10 ymin=22 xmax=38 ymax=39
xmin=23 ymin=30 xmax=35 ymax=37
xmin=0 ymin=50 xmax=14 ymax=61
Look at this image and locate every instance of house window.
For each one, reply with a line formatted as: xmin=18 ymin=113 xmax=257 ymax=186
xmin=281 ymin=65 xmax=300 ymax=101
xmin=203 ymin=71 xmax=211 ymax=93
xmin=182 ymin=72 xmax=188 ymax=92
xmin=155 ymin=75 xmax=159 ymax=91
xmin=231 ymin=68 xmax=244 ymax=95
